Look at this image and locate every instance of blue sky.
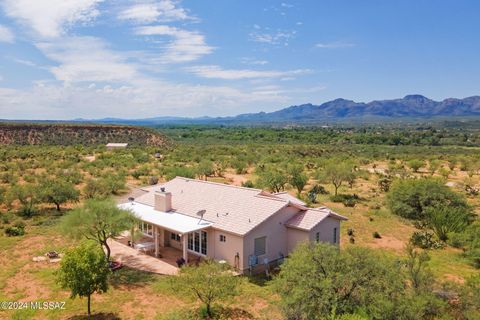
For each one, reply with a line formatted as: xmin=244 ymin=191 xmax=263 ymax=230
xmin=0 ymin=0 xmax=479 ymax=119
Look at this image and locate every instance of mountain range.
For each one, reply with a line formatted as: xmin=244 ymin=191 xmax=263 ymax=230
xmin=76 ymin=95 xmax=480 ymax=125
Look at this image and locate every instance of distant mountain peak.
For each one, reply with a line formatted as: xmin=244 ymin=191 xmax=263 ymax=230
xmin=73 ymin=95 xmax=480 ymax=125
xmin=403 ymin=94 xmax=432 ymax=102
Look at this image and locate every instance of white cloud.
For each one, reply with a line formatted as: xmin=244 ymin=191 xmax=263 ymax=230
xmin=2 ymin=0 xmax=102 ymax=38
xmin=315 ymin=42 xmax=355 ymax=49
xmin=249 ymin=29 xmax=296 ymax=46
xmin=240 ymin=57 xmax=268 ymax=65
xmin=185 ymin=65 xmax=311 ymax=80
xmin=0 ymin=79 xmax=291 ymax=119
xmin=12 ymin=58 xmax=36 ymax=67
xmin=118 ymin=0 xmax=192 ymax=23
xmin=135 ymin=25 xmax=213 ymax=63
xmin=0 ymin=25 xmax=14 ymax=42
xmin=36 ymin=36 xmax=137 ymax=83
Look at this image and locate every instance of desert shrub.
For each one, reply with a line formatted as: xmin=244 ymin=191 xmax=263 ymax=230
xmin=148 ymin=176 xmax=159 ymax=185
xmin=373 ymin=231 xmax=381 ymax=239
xmin=0 ymin=171 xmax=17 ymax=184
xmin=426 ymin=207 xmax=472 ymax=242
xmin=330 ymin=194 xmax=359 ymax=207
xmin=1 ymin=212 xmax=15 ymax=224
xmin=387 ymin=178 xmax=469 ymax=221
xmin=448 ymin=221 xmax=480 ymax=268
xmin=410 ymin=231 xmax=444 ymax=249
xmin=241 ymin=180 xmax=254 ymax=188
xmin=465 ymin=249 xmax=480 ymax=269
xmin=5 ymin=221 xmax=25 ymax=236
xmin=164 ymin=166 xmax=196 ymax=180
xmin=273 ymin=242 xmax=444 ymax=319
xmin=378 ymin=176 xmax=392 ymax=192
xmin=231 ymin=159 xmax=248 ymax=174
xmin=83 ymin=178 xmax=110 ymax=199
xmin=408 ymin=159 xmax=424 ymax=172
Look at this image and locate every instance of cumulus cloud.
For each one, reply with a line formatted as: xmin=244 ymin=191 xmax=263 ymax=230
xmin=36 ymin=36 xmax=137 ymax=83
xmin=118 ymin=0 xmax=193 ymax=23
xmin=135 ymin=25 xmax=213 ymax=63
xmin=185 ymin=65 xmax=311 ymax=80
xmin=0 ymin=25 xmax=14 ymax=42
xmin=2 ymin=0 xmax=102 ymax=38
xmin=0 ymin=79 xmax=291 ymax=119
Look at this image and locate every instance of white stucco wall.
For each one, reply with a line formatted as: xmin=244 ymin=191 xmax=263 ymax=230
xmin=210 ymin=229 xmax=244 ymax=270
xmin=308 ymin=217 xmax=341 ymax=244
xmin=242 ymin=205 xmax=299 ymax=270
xmin=286 ymin=227 xmax=309 ymax=252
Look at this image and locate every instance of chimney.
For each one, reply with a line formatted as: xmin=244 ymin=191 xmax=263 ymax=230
xmin=154 ymin=189 xmax=172 ymax=212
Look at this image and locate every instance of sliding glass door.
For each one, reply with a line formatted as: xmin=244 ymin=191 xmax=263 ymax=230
xmin=188 ymin=230 xmax=207 ymax=255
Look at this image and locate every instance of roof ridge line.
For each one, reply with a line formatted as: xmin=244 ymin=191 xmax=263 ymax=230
xmin=173 ymin=176 xmax=263 ymax=192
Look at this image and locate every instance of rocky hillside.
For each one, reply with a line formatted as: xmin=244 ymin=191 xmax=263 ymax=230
xmin=230 ymin=95 xmax=480 ymax=122
xmin=0 ymin=123 xmax=170 ymax=146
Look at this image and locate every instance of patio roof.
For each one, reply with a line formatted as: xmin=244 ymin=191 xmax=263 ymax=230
xmin=119 ymin=202 xmax=212 ymax=234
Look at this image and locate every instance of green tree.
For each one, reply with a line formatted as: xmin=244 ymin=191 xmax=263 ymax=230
xmin=257 ymin=168 xmax=288 ymax=193
xmin=175 ymin=260 xmax=240 ymax=318
xmin=83 ymin=178 xmax=110 ymax=199
xmin=273 ymin=242 xmax=405 ymax=319
xmin=6 ymin=184 xmax=40 ymax=217
xmin=386 ymin=178 xmax=469 ymax=220
xmin=317 ymin=161 xmax=354 ymax=196
xmin=60 ymin=199 xmax=137 ymax=261
xmin=196 ymin=160 xmax=215 ymax=181
xmin=428 ymin=160 xmax=440 ymax=176
xmin=404 ymin=245 xmax=433 ymax=291
xmin=40 ymin=178 xmax=80 ymax=211
xmin=57 ymin=242 xmax=110 ymax=317
xmin=288 ymin=165 xmax=309 ymax=194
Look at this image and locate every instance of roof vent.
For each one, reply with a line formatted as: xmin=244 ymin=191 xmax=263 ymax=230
xmin=160 ymin=187 xmax=165 ymax=192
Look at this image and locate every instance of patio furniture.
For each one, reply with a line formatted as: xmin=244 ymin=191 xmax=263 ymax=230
xmin=134 ymin=242 xmax=155 ymax=255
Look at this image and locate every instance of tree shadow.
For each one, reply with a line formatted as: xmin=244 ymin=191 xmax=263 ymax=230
xmin=108 ymin=266 xmax=157 ymax=288
xmin=67 ymin=312 xmax=120 ymax=320
xmin=216 ymin=306 xmax=254 ymax=319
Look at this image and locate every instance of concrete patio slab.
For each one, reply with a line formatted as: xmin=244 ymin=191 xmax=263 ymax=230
xmin=108 ymin=239 xmax=179 ymax=275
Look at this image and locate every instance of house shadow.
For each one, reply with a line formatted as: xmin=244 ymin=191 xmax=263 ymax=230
xmin=67 ymin=312 xmax=120 ymax=320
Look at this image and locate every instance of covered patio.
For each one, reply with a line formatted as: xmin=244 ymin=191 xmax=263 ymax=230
xmin=118 ymin=202 xmax=212 ymax=265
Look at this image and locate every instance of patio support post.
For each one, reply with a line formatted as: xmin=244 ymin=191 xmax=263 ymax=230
xmin=182 ymin=233 xmax=188 ymax=263
xmin=154 ymin=226 xmax=159 ymax=257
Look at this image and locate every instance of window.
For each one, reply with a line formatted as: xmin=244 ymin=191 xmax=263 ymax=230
xmin=188 ymin=230 xmax=207 ymax=255
xmin=219 ymin=234 xmax=226 ymax=242
xmin=170 ymin=232 xmax=181 ymax=242
xmin=315 ymin=232 xmax=320 ymax=243
xmin=254 ymin=236 xmax=266 ymax=256
xmin=138 ymin=222 xmax=153 ymax=237
xmin=333 ymin=228 xmax=337 ymax=244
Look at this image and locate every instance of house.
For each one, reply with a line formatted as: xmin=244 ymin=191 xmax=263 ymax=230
xmin=106 ymin=143 xmax=128 ymax=150
xmin=118 ymin=177 xmax=347 ymax=273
